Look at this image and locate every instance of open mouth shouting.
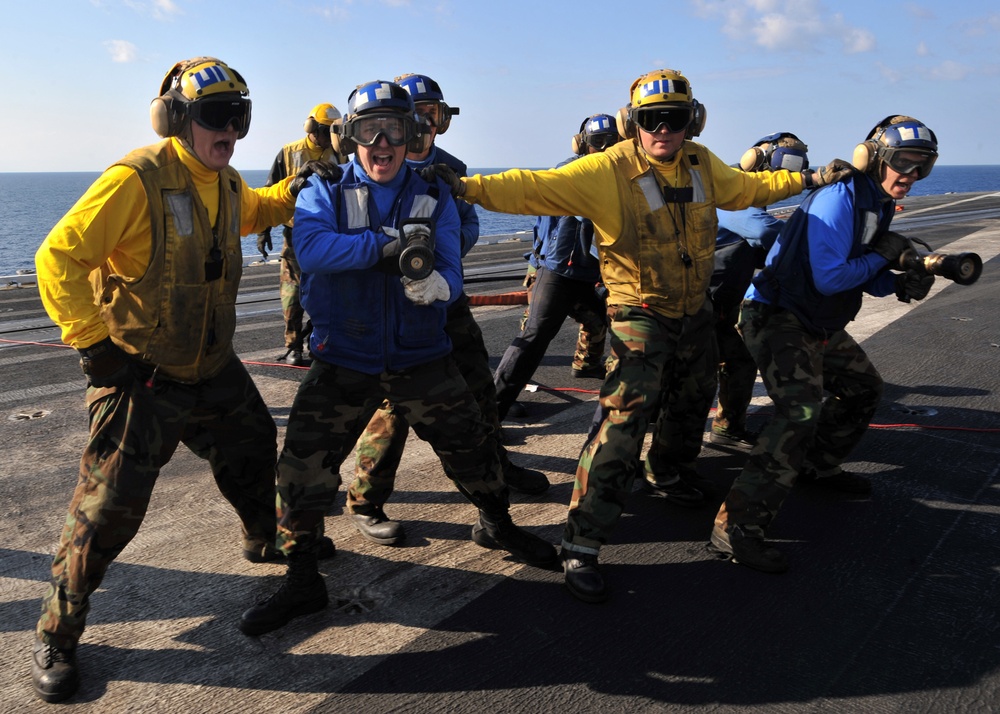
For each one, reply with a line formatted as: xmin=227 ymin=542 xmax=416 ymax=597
xmin=359 ymin=138 xmax=406 ymax=184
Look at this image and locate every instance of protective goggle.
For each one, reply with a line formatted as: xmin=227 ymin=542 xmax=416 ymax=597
xmin=414 ymin=101 xmax=442 ymax=127
xmin=634 ymin=106 xmax=693 ymax=134
xmin=768 ymin=147 xmax=809 ymax=172
xmin=188 ymin=95 xmax=252 ymax=136
xmin=344 ymin=113 xmax=418 ymax=147
xmin=881 ymin=148 xmax=937 ymax=179
xmin=586 ymin=132 xmax=620 ymax=151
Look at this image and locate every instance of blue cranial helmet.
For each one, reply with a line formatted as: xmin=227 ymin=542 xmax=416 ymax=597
xmin=393 ymin=73 xmax=460 ymax=134
xmin=854 ymin=115 xmax=938 ymax=179
xmin=346 ymin=80 xmax=414 ymax=118
xmin=574 ymin=113 xmax=620 ymax=154
xmin=739 ymin=132 xmax=809 ymax=173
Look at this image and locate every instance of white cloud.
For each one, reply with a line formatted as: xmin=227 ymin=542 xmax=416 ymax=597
xmin=958 ymin=13 xmax=1000 ymax=37
xmin=916 ymin=41 xmax=930 ymax=57
xmin=103 ymin=39 xmax=138 ymax=63
xmin=123 ymin=0 xmax=181 ymax=21
xmin=875 ymin=61 xmax=903 ymax=84
xmin=839 ymin=24 xmax=876 ymax=54
xmin=693 ymin=0 xmax=875 ymax=54
xmin=904 ymin=3 xmax=936 ymax=20
xmin=928 ymin=60 xmax=971 ymax=81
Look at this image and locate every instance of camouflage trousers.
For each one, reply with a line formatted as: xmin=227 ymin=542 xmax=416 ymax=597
xmin=564 ymin=299 xmax=717 ymax=554
xmin=346 ymin=295 xmax=512 ymax=514
xmin=715 ymin=301 xmax=883 ymax=537
xmin=494 ymin=266 xmax=607 ymax=421
xmin=280 ymin=228 xmax=307 ymax=351
xmin=279 ymin=354 xmax=507 ymax=550
xmin=37 ymin=353 xmax=278 ymax=648
xmin=521 ymin=267 xmax=604 ymax=374
xmin=712 ymin=297 xmax=758 ymax=433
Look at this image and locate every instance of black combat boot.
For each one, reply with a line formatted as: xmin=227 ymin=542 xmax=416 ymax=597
xmin=503 ymin=461 xmax=550 ymax=496
xmin=471 ymin=510 xmax=557 ymax=567
xmin=799 ymin=468 xmax=872 ymax=495
xmin=351 ymin=505 xmax=406 ymax=546
xmin=709 ymin=424 xmax=759 ymax=450
xmin=239 ymin=551 xmax=328 ymax=636
xmin=708 ymin=525 xmax=788 ymax=574
xmin=642 ymin=474 xmax=707 ymax=508
xmin=32 ymin=638 xmax=79 ymax=703
xmin=561 ymin=548 xmax=609 ymax=603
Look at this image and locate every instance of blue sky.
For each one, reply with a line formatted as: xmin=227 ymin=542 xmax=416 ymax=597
xmin=3 ymin=0 xmax=998 ymax=173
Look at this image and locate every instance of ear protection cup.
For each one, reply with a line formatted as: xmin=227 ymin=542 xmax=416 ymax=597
xmin=572 ymin=116 xmax=588 ymax=155
xmin=852 ymin=140 xmax=877 ymax=172
xmin=685 ymin=99 xmax=706 ymax=139
xmin=409 ymin=113 xmax=431 ymax=153
xmin=739 ymin=146 xmax=766 ymax=172
xmin=304 ymin=117 xmax=319 ymax=134
xmin=408 ymin=131 xmax=427 ymax=154
xmin=336 ymin=123 xmax=356 ymax=156
xmin=330 ymin=126 xmax=347 ymax=163
xmin=616 ymin=105 xmax=634 ymax=140
xmin=149 ymin=90 xmax=187 ymax=138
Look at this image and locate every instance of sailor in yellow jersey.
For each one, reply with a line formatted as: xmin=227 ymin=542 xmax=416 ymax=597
xmin=30 ymin=56 xmax=338 ymax=704
xmin=257 ymin=102 xmax=349 ymax=366
xmin=428 ymin=68 xmax=854 ymax=603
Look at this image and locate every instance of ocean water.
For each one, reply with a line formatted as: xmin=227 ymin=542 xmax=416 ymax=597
xmin=3 ymin=165 xmax=1000 ymax=277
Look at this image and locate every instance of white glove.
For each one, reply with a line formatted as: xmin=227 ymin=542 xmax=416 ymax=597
xmin=402 ymin=270 xmax=451 ymax=306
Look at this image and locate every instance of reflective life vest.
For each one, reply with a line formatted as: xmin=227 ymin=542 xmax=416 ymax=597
xmin=597 ymin=140 xmax=718 ymax=318
xmin=753 ymin=174 xmax=894 ymax=336
xmin=92 ymin=139 xmax=242 ymax=383
xmin=302 ymin=164 xmax=455 ymax=374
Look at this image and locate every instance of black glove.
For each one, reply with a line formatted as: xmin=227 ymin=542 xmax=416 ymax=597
xmin=78 ymin=337 xmax=134 ymax=389
xmin=289 ymin=160 xmax=343 ymax=197
xmin=373 ymin=235 xmax=403 ymax=274
xmin=869 ymin=230 xmax=911 ymax=264
xmin=894 ymin=270 xmax=935 ymax=303
xmin=803 ymin=158 xmax=855 ymax=189
xmin=419 ymin=164 xmax=465 ymax=197
xmin=256 ymin=230 xmax=272 ymax=260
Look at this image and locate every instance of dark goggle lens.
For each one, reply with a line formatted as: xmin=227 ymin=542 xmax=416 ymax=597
xmin=190 ymin=97 xmax=251 ymax=132
xmin=414 ymin=102 xmax=441 ymax=127
xmin=885 ymin=151 xmax=936 ymax=178
xmin=769 ymin=147 xmax=808 ymax=172
xmin=635 ymin=107 xmax=692 ymax=134
xmin=352 ymin=115 xmax=414 ymax=146
xmin=587 ymin=133 xmax=619 ymax=150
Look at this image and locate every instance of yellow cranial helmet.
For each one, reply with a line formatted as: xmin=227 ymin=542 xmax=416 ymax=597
xmin=618 ymin=68 xmax=706 ymax=140
xmin=308 ymin=103 xmax=342 ymax=127
xmin=151 ymin=57 xmax=252 ymax=139
xmin=161 ymin=57 xmax=249 ymax=101
xmin=629 ymin=68 xmax=693 ymax=109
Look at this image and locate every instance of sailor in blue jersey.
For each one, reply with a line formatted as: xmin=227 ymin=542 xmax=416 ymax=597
xmin=710 ymin=116 xmax=939 ymax=573
xmin=491 ymin=114 xmax=615 ymax=423
xmin=345 ymin=73 xmax=550 ymax=550
xmin=707 ymin=133 xmax=810 ymax=451
xmin=239 ymin=81 xmax=557 ymax=637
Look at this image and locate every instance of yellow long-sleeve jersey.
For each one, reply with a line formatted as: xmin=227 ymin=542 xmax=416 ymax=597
xmin=462 ymin=139 xmax=805 ymax=318
xmin=35 ymin=137 xmax=295 ymax=349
